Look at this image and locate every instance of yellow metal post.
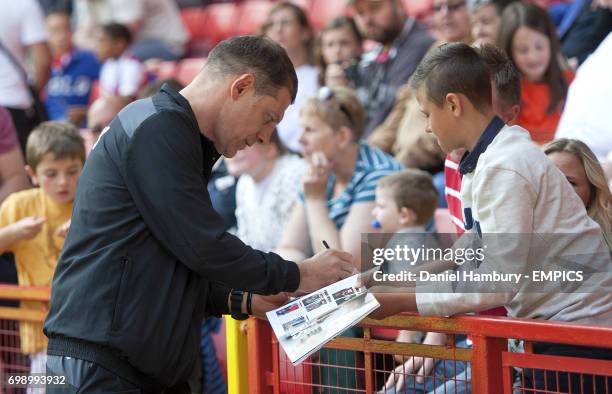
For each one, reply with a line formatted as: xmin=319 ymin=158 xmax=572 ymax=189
xmin=225 ymin=316 xmax=249 ymax=394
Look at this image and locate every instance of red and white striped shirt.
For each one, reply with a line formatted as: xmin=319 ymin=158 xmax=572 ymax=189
xmin=444 ymin=154 xmax=465 ymax=234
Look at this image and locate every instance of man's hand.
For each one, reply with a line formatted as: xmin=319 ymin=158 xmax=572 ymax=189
xmin=250 ymin=293 xmax=290 ymax=320
xmin=11 ymin=217 xmax=46 ymax=240
xmin=297 ymin=249 xmax=356 ymax=293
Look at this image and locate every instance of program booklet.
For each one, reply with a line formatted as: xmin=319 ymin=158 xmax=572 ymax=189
xmin=266 ymin=275 xmax=380 ymax=365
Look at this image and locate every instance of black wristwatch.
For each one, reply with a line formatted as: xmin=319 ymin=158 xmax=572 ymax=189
xmin=230 ymin=290 xmax=249 ymax=320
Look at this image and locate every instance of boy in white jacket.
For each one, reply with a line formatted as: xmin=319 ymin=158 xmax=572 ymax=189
xmin=368 ymin=43 xmax=611 ymax=393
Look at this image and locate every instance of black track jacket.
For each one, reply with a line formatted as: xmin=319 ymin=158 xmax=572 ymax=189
xmin=44 ymin=84 xmax=300 ymax=389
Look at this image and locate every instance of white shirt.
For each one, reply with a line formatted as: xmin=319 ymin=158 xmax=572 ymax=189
xmin=235 ymin=155 xmax=305 ymax=252
xmin=99 ymin=55 xmax=145 ymax=97
xmin=74 ymin=0 xmax=188 ymax=53
xmin=0 ymin=0 xmax=47 ymax=108
xmin=277 ymin=64 xmax=319 ymax=152
xmin=416 ymin=125 xmax=612 ymax=326
xmin=555 ymin=33 xmax=612 ymax=160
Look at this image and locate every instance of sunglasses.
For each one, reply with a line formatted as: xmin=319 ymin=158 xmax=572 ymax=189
xmin=317 ymin=87 xmax=353 ymax=127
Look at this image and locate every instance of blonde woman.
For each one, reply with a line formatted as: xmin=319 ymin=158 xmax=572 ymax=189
xmin=545 ymin=138 xmax=612 ymax=249
xmin=276 ymin=86 xmax=402 ymax=391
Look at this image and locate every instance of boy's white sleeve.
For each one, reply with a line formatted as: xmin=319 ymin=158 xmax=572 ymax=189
xmin=118 ymin=60 xmax=145 ymax=97
xmin=416 ymin=167 xmax=536 ymax=316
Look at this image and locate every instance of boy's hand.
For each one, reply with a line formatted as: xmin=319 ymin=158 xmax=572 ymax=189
xmin=12 ymin=217 xmax=46 ymax=240
xmin=367 ymin=290 xmax=418 ymax=319
xmin=55 ymin=220 xmax=71 ymax=238
xmin=381 ymin=355 xmax=434 ymax=392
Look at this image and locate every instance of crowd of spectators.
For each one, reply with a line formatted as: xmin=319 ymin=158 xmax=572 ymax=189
xmin=0 ymin=0 xmax=611 ymax=392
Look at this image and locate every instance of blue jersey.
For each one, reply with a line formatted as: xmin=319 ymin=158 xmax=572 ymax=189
xmin=45 ymin=49 xmax=101 ymax=122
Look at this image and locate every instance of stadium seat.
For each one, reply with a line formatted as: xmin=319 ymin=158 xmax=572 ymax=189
xmin=235 ymin=1 xmax=275 ymax=36
xmin=176 ymin=57 xmax=207 ymax=86
xmin=154 ymin=61 xmax=179 ymax=81
xmin=202 ymin=3 xmax=241 ymax=44
xmin=180 ymin=7 xmax=208 ymax=40
xmin=309 ymin=0 xmax=348 ymax=30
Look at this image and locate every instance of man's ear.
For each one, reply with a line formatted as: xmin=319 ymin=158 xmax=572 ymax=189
xmin=25 ymin=165 xmax=38 ymax=186
xmin=230 ymin=74 xmax=256 ymax=100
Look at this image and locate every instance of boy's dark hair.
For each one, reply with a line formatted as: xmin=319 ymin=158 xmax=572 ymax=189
xmin=378 ymin=169 xmax=439 ymax=226
xmin=101 ymin=23 xmax=132 ymax=45
xmin=497 ymin=2 xmax=568 ymax=114
xmin=205 ymin=35 xmax=298 ymax=103
xmin=475 ymin=44 xmax=521 ymax=107
xmin=410 ymin=43 xmax=492 ymax=112
xmin=26 ymin=121 xmax=86 ymax=169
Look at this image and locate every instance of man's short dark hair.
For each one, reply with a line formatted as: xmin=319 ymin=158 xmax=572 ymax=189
xmin=101 ymin=23 xmax=132 ymax=45
xmin=205 ymin=35 xmax=298 ymax=103
xmin=410 ymin=43 xmax=492 ymax=112
xmin=475 ymin=44 xmax=521 ymax=107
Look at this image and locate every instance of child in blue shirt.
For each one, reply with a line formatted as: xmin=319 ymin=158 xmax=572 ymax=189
xmin=45 ymin=11 xmax=100 ymax=125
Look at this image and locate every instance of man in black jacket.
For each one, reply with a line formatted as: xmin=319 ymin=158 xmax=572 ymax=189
xmin=44 ymin=36 xmax=355 ymax=393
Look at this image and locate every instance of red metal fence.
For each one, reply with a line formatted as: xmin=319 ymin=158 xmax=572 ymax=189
xmin=247 ymin=313 xmax=612 ymax=393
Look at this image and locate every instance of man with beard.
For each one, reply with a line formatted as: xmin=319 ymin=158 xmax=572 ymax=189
xmin=348 ymin=0 xmax=435 ymax=136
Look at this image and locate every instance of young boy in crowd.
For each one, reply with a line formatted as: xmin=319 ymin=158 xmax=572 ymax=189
xmin=444 ymin=44 xmax=520 ymax=245
xmin=372 ymin=170 xmax=469 ymax=393
xmin=0 ymin=122 xmax=85 ymax=383
xmin=368 ymin=43 xmax=611 ymax=393
xmin=45 ymin=11 xmax=100 ymax=126
xmin=467 ymin=0 xmax=513 ymax=46
xmin=95 ymin=23 xmax=146 ymax=98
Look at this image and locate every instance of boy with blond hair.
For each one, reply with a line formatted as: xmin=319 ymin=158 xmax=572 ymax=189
xmin=0 ymin=121 xmax=85 ymax=385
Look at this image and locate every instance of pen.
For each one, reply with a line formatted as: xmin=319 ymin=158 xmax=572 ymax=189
xmin=322 ymin=240 xmax=330 ymax=249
